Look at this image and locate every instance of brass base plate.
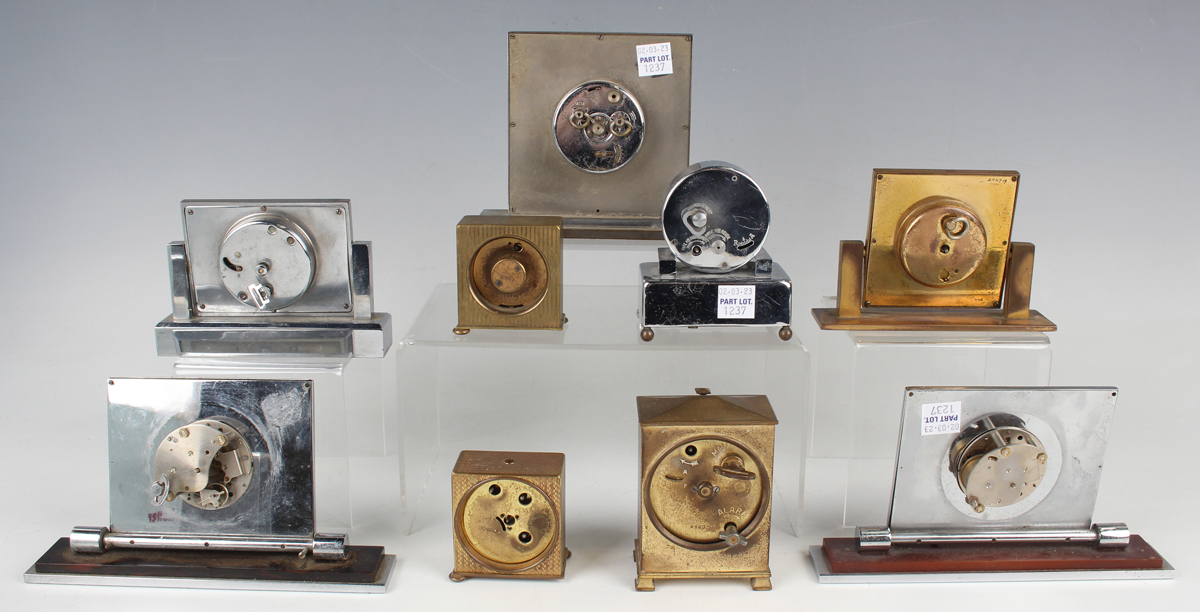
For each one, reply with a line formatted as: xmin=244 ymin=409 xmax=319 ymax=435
xmin=812 ymin=307 xmax=1056 ymax=332
xmin=635 ymin=570 xmax=772 ymax=591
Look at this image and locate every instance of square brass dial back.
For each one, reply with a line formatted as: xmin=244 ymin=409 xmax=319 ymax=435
xmin=455 ymin=215 xmax=564 ymax=333
xmin=635 ymin=390 xmax=776 ymax=591
xmin=864 ymin=170 xmax=1019 ymax=308
xmin=450 ymin=451 xmax=567 ymax=581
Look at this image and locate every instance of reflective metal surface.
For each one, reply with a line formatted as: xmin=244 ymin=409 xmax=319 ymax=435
xmin=163 ymin=200 xmax=391 ymax=357
xmin=107 ymin=378 xmax=315 ymax=539
xmin=858 ymin=524 xmax=1131 ymax=549
xmin=639 ymin=249 xmax=792 ymax=335
xmin=70 ymin=528 xmax=347 ymax=559
xmin=662 ymin=161 xmax=769 ymax=272
xmin=554 ymin=80 xmax=644 ymax=173
xmin=169 ymin=241 xmax=192 ymax=320
xmin=350 ymin=241 xmax=373 ymax=320
xmin=508 ymin=32 xmax=692 ymax=227
xmin=182 ymin=200 xmax=352 ymax=315
xmin=886 ymin=387 xmax=1118 ymax=532
xmin=155 ymin=313 xmax=392 ymax=358
xmin=809 ymin=545 xmax=1175 ymax=584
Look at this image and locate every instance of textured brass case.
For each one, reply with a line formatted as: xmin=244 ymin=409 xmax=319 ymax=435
xmin=811 ymin=169 xmax=1055 ymax=331
xmin=455 ymin=215 xmax=564 ymax=333
xmin=450 ymin=451 xmax=568 ymax=581
xmin=635 ymin=390 xmax=777 ymax=591
xmin=508 ymin=32 xmax=692 ymax=239
xmin=865 ymin=170 xmax=1017 ymax=307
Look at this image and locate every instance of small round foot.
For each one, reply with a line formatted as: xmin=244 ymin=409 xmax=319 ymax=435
xmin=778 ymin=326 xmax=792 ymax=341
xmin=640 ymin=327 xmax=654 ymax=342
xmin=751 ymin=576 xmax=772 ymax=591
xmin=449 ymin=572 xmax=466 ymax=582
xmin=635 ymin=576 xmax=656 ymax=591
xmin=453 ymin=327 xmax=470 ymax=335
xmin=562 ymin=315 xmax=569 ymax=325
xmin=565 ymin=547 xmax=572 ymax=560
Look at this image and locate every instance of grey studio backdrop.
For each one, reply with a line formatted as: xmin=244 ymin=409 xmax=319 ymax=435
xmin=1 ymin=1 xmax=1196 ymax=610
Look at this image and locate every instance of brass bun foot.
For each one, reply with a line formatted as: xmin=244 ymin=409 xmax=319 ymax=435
xmin=778 ymin=326 xmax=792 ymax=341
xmin=453 ymin=327 xmax=471 ymax=335
xmin=449 ymin=572 xmax=466 ymax=582
xmin=751 ymin=576 xmax=772 ymax=591
xmin=565 ymin=548 xmax=572 ymax=560
xmin=635 ymin=576 xmax=655 ymax=591
xmin=640 ymin=327 xmax=654 ymax=342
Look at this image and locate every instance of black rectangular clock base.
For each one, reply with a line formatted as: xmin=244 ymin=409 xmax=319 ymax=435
xmin=639 ymin=250 xmax=792 ymax=340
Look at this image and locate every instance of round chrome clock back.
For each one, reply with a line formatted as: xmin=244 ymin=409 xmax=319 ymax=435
xmin=219 ymin=214 xmax=316 ymax=311
xmin=662 ymin=161 xmax=770 ymax=273
xmin=553 ymin=80 xmax=645 ymax=173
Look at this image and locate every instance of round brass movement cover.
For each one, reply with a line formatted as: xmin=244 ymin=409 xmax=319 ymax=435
xmin=647 ymin=438 xmax=768 ymax=548
xmin=457 ymin=478 xmax=557 ymax=569
xmin=553 ymin=80 xmax=645 ymax=173
xmin=949 ymin=415 xmax=1047 ymax=513
xmin=896 ymin=198 xmax=987 ymax=287
xmin=469 ymin=237 xmax=549 ymax=315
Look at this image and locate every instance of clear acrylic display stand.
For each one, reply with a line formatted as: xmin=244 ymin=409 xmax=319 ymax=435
xmin=398 ymin=284 xmax=809 ymax=536
xmin=808 ymin=298 xmax=1052 ymax=530
xmin=174 ymin=354 xmax=398 ymax=534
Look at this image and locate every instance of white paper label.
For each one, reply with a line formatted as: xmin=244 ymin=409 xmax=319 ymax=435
xmin=717 ymin=285 xmax=755 ymax=319
xmin=636 ymin=42 xmax=673 ymax=77
xmin=920 ymin=401 xmax=962 ymax=436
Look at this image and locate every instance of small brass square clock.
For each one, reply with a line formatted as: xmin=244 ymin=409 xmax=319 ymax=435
xmin=450 ymin=450 xmax=568 ymax=581
xmin=635 ymin=389 xmax=777 ymax=591
xmin=454 ymin=215 xmax=564 ymax=334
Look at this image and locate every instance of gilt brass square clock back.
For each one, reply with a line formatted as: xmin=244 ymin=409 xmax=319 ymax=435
xmin=455 ymin=215 xmax=564 ymax=333
xmin=635 ymin=390 xmax=776 ymax=591
xmin=450 ymin=451 xmax=567 ymax=581
xmin=864 ymin=170 xmax=1019 ymax=308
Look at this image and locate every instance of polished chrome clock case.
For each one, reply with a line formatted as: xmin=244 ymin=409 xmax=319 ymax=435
xmin=810 ymin=386 xmax=1172 ymax=583
xmin=25 ymin=378 xmax=396 ymax=592
xmin=639 ymin=162 xmax=792 ymax=341
xmin=154 ymin=200 xmax=391 ymax=357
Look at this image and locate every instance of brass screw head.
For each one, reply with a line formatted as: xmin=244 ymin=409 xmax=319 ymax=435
xmin=1037 ymin=453 xmax=1048 ymax=463
xmin=1000 ymin=447 xmax=1011 ymax=457
xmin=216 ymin=435 xmax=227 ymax=445
xmin=179 ymin=428 xmax=189 ymax=438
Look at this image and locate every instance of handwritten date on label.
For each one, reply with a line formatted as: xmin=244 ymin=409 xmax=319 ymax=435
xmin=717 ymin=285 xmax=755 ymax=319
xmin=636 ymin=42 xmax=673 ymax=77
xmin=920 ymin=401 xmax=961 ymax=436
